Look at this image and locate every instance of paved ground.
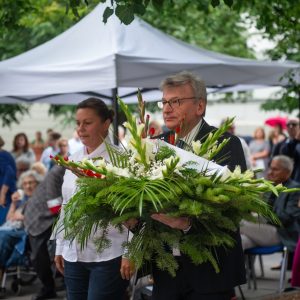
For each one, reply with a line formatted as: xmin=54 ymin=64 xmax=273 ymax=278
xmin=1 ymin=252 xmax=299 ymax=300
xmin=238 ymin=253 xmax=299 ymax=300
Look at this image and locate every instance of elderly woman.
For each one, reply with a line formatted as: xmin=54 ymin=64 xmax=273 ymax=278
xmin=0 ymin=170 xmax=43 ymax=275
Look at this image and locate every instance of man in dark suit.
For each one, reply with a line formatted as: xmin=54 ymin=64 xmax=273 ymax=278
xmin=151 ymin=71 xmax=247 ymax=300
xmin=24 ymin=165 xmax=65 ymax=300
xmin=241 ymin=155 xmax=300 ymax=259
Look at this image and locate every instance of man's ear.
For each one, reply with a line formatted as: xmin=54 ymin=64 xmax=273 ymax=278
xmin=196 ymin=99 xmax=206 ymax=117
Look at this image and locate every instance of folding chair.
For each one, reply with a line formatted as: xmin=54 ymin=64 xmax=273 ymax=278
xmin=244 ymin=245 xmax=288 ymax=293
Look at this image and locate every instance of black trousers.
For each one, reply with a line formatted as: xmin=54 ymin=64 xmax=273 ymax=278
xmin=28 ymin=226 xmax=55 ymax=292
xmin=152 ymin=258 xmax=234 ymax=300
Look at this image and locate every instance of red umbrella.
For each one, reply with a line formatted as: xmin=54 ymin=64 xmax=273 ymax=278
xmin=264 ymin=116 xmax=288 ymax=130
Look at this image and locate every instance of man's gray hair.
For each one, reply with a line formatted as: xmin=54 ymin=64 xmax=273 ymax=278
xmin=18 ymin=170 xmax=44 ymax=188
xmin=272 ymin=155 xmax=294 ymax=173
xmin=160 ymin=71 xmax=207 ymax=102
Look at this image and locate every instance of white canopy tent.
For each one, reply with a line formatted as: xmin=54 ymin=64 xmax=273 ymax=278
xmin=0 ymin=2 xmax=299 ymax=100
xmin=0 ymin=2 xmax=299 ymax=141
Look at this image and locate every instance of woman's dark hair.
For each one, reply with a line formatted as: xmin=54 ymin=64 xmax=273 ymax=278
xmin=76 ymin=98 xmax=114 ymax=123
xmin=13 ymin=133 xmax=29 ymax=152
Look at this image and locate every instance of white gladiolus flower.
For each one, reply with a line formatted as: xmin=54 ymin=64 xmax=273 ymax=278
xmin=243 ymin=169 xmax=255 ymax=180
xmin=94 ymin=158 xmax=107 ymax=168
xmin=220 ymin=167 xmax=232 ymax=182
xmin=162 ymin=165 xmax=167 ymax=173
xmin=144 ymin=139 xmax=156 ymax=163
xmin=207 ymin=132 xmax=213 ymax=141
xmin=83 ymin=158 xmax=95 ymax=166
xmin=123 ymin=121 xmax=131 ymax=131
xmin=129 ymin=154 xmax=137 ymax=165
xmin=230 ymin=166 xmax=243 ymax=179
xmin=192 ymin=140 xmax=202 ymax=155
xmin=137 ymin=123 xmax=145 ymax=136
xmin=164 ymin=157 xmax=173 ymax=166
xmin=128 ymin=138 xmax=137 ymax=151
xmin=106 ymin=165 xmax=131 ymax=177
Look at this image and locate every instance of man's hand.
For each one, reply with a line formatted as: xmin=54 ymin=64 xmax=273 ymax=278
xmin=64 ymin=166 xmax=86 ymax=178
xmin=151 ymin=213 xmax=190 ymax=230
xmin=54 ymin=255 xmax=64 ymax=275
xmin=120 ymin=257 xmax=135 ymax=280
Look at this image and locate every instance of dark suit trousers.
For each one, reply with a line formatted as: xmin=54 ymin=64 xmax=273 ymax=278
xmin=29 ymin=226 xmax=55 ymax=292
xmin=152 ymin=258 xmax=234 ymax=300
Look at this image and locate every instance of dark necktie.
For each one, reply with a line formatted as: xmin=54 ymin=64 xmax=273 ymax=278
xmin=176 ymin=139 xmax=186 ymax=149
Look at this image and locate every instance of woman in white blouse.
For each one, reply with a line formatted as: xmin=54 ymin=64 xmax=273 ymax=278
xmin=54 ymin=98 xmax=132 ymax=300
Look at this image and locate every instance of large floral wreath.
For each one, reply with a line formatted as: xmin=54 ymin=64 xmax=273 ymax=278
xmin=53 ymin=92 xmax=298 ymax=276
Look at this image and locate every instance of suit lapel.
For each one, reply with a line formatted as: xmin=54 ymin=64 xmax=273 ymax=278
xmin=194 ymin=119 xmax=216 ymax=142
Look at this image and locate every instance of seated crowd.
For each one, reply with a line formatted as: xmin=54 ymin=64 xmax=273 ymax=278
xmin=0 ymin=132 xmax=67 ymax=300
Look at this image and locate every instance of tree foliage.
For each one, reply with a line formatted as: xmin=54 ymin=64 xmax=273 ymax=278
xmin=232 ymin=0 xmax=300 ymax=116
xmin=233 ymin=0 xmax=300 ymax=62
xmin=69 ymin=0 xmax=234 ymax=25
xmin=0 ymin=0 xmax=94 ymax=127
xmin=0 ymin=104 xmax=29 ymax=127
xmin=141 ymin=1 xmax=253 ymax=58
xmin=0 ymin=0 xmax=93 ymax=61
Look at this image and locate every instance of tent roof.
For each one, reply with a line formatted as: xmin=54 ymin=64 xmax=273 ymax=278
xmin=0 ymin=3 xmax=299 ymax=103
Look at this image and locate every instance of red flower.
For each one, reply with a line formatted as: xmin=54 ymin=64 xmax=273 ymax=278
xmin=64 ymin=156 xmax=69 ymax=161
xmin=149 ymin=127 xmax=155 ymax=136
xmin=54 ymin=155 xmax=59 ymax=161
xmin=83 ymin=169 xmax=95 ymax=177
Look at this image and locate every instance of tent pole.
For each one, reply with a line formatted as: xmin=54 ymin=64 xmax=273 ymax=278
xmin=112 ymin=88 xmax=119 ymax=145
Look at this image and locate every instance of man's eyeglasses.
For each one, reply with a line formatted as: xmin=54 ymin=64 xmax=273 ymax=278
xmin=287 ymin=123 xmax=299 ymax=128
xmin=157 ymin=97 xmax=196 ymax=110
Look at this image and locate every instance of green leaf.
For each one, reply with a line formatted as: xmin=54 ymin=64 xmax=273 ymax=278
xmin=132 ymin=3 xmax=146 ymax=15
xmin=223 ymin=0 xmax=233 ymax=7
xmin=152 ymin=0 xmax=164 ymax=11
xmin=103 ymin=7 xmax=114 ymax=23
xmin=211 ymin=0 xmax=220 ymax=7
xmin=115 ymin=5 xmax=135 ymax=25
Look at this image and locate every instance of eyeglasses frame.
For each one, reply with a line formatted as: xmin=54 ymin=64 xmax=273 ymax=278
xmin=157 ymin=97 xmax=197 ymax=110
